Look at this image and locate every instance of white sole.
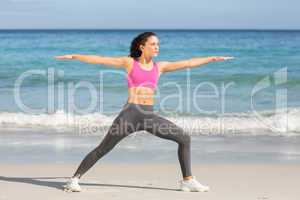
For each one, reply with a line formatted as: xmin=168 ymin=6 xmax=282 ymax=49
xmin=180 ymin=186 xmax=210 ymax=192
xmin=63 ymin=185 xmax=82 ymax=192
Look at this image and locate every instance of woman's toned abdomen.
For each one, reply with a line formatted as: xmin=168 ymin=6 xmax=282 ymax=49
xmin=127 ymin=87 xmax=155 ymax=105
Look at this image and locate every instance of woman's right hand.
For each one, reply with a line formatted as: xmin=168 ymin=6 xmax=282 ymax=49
xmin=54 ymin=54 xmax=75 ymax=60
xmin=211 ymin=56 xmax=235 ymax=62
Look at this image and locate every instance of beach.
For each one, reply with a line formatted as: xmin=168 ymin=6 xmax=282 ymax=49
xmin=1 ymin=163 xmax=299 ymax=200
xmin=1 ymin=30 xmax=300 ymax=200
xmin=1 ymin=128 xmax=300 ymax=199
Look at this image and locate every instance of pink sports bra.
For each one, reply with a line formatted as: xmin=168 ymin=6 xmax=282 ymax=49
xmin=127 ymin=59 xmax=159 ymax=89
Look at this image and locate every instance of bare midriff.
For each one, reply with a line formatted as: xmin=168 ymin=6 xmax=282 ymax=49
xmin=127 ymin=87 xmax=155 ymax=105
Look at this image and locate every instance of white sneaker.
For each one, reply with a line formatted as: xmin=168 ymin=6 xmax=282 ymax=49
xmin=63 ymin=177 xmax=82 ymax=192
xmin=179 ymin=176 xmax=210 ymax=192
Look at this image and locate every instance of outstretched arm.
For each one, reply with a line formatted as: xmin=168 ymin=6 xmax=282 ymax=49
xmin=54 ymin=54 xmax=131 ymax=69
xmin=159 ymin=56 xmax=234 ymax=73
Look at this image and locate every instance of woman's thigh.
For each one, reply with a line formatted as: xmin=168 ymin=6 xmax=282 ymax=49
xmin=143 ymin=114 xmax=190 ymax=142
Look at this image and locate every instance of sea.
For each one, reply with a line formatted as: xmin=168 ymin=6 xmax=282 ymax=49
xmin=0 ymin=29 xmax=300 ymax=164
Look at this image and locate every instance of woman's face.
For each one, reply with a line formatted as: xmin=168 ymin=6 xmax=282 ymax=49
xmin=140 ymin=35 xmax=160 ymax=57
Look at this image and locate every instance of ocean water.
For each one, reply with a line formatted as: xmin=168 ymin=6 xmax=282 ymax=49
xmin=0 ymin=30 xmax=300 ymax=164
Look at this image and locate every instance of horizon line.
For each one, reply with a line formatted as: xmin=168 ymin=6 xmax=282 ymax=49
xmin=0 ymin=28 xmax=300 ymax=31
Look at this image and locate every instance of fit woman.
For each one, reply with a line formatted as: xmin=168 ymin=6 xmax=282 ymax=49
xmin=55 ymin=31 xmax=234 ymax=192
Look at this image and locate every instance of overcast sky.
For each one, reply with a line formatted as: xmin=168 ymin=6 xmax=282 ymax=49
xmin=0 ymin=0 xmax=299 ymax=29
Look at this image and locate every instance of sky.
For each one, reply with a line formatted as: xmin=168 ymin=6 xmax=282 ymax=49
xmin=0 ymin=0 xmax=299 ymax=29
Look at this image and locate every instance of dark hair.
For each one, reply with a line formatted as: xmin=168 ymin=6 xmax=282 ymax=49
xmin=129 ymin=32 xmax=157 ymax=59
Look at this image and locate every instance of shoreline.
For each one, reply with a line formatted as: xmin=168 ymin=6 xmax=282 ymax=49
xmin=1 ymin=128 xmax=300 ymax=165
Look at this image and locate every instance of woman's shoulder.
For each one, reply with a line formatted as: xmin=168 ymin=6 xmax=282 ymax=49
xmin=120 ymin=56 xmax=135 ymax=69
xmin=124 ymin=57 xmax=136 ymax=73
xmin=155 ymin=61 xmax=167 ymax=70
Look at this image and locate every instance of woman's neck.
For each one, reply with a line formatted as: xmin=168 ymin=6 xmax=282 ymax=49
xmin=139 ymin=55 xmax=152 ymax=65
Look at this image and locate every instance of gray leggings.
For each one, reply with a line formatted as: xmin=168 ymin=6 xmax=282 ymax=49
xmin=73 ymin=103 xmax=192 ymax=178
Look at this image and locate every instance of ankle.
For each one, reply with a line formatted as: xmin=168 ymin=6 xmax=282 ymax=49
xmin=183 ymin=176 xmax=193 ymax=180
xmin=73 ymin=173 xmax=81 ymax=178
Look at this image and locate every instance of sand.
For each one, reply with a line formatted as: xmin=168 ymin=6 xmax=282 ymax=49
xmin=0 ymin=163 xmax=299 ymax=200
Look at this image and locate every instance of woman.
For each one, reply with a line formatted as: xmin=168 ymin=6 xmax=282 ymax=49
xmin=55 ymin=31 xmax=234 ymax=192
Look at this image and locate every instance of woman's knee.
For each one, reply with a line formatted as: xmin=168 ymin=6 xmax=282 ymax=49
xmin=174 ymin=132 xmax=191 ymax=146
xmin=176 ymin=127 xmax=191 ymax=143
xmin=181 ymin=134 xmax=191 ymax=145
xmin=94 ymin=134 xmax=125 ymax=158
xmin=165 ymin=126 xmax=191 ymax=145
